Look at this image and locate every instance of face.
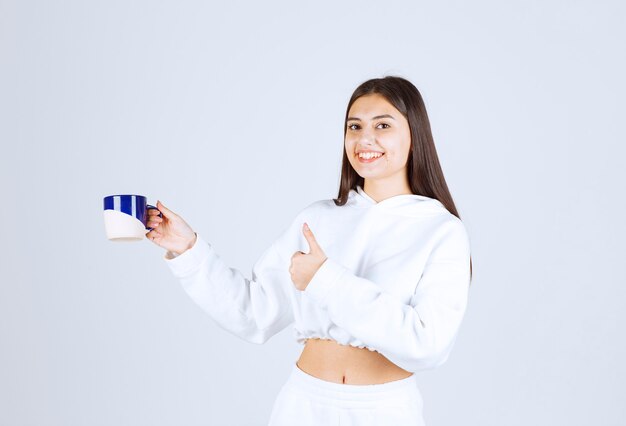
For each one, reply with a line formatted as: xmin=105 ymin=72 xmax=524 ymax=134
xmin=344 ymin=93 xmax=412 ymax=183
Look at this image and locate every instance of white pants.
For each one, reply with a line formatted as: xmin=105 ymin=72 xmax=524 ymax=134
xmin=267 ymin=362 xmax=426 ymax=426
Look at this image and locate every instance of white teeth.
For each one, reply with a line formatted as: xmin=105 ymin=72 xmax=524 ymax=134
xmin=358 ymin=152 xmax=383 ymax=159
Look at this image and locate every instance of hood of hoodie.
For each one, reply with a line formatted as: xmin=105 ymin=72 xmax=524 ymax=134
xmin=346 ymin=184 xmax=449 ymax=217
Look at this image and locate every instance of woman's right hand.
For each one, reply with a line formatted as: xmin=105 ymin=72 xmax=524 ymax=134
xmin=146 ymin=200 xmax=197 ymax=256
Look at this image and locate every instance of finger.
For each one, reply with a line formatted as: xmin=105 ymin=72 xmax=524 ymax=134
xmin=156 ymin=200 xmax=176 ymax=217
xmin=148 ymin=216 xmax=163 ymax=225
xmin=302 ymin=223 xmax=321 ymax=253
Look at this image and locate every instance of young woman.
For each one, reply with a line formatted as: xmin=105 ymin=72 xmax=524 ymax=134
xmin=146 ymin=76 xmax=473 ymax=426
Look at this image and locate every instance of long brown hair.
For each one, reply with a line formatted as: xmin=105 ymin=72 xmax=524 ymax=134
xmin=333 ymin=76 xmax=473 ymax=283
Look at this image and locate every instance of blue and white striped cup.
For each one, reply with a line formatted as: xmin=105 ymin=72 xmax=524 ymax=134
xmin=103 ymin=194 xmax=162 ymax=241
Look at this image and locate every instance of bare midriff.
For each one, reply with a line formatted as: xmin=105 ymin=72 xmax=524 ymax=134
xmin=296 ymin=337 xmax=413 ymax=385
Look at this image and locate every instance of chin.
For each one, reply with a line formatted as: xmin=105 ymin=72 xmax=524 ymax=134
xmin=356 ymin=170 xmax=383 ymax=179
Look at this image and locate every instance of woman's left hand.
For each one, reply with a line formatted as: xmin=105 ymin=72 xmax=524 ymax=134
xmin=290 ymin=223 xmax=328 ymax=291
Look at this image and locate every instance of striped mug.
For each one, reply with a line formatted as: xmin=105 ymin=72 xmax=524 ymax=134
xmin=103 ymin=194 xmax=162 ymax=241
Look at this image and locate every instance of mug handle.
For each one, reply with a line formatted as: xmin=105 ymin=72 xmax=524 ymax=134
xmin=146 ymin=204 xmax=163 ymax=231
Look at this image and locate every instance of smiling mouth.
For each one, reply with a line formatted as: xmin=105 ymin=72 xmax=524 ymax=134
xmin=357 ymin=152 xmax=385 ymax=163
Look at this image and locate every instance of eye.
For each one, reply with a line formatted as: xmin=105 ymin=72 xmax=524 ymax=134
xmin=347 ymin=123 xmax=360 ymax=130
xmin=377 ymin=123 xmax=390 ymax=129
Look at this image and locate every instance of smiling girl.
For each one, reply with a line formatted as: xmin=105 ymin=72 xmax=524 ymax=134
xmin=147 ymin=76 xmax=473 ymax=425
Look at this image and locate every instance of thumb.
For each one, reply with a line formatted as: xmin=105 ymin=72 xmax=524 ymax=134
xmin=302 ymin=223 xmax=321 ymax=254
xmin=156 ymin=200 xmax=176 ymax=217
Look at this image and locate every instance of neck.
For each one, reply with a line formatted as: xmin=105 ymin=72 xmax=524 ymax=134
xmin=363 ymin=177 xmax=412 ymax=203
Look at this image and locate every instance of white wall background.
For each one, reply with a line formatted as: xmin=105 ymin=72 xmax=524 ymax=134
xmin=1 ymin=1 xmax=624 ymax=425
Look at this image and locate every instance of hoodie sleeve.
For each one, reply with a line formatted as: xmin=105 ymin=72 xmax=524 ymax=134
xmin=303 ymin=218 xmax=472 ymax=372
xmin=163 ymin=229 xmax=295 ymax=345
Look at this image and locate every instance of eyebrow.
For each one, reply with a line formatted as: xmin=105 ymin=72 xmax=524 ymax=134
xmin=347 ymin=114 xmax=396 ymax=122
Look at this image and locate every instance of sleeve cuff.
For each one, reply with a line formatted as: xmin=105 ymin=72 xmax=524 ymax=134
xmin=304 ymin=257 xmax=348 ymax=309
xmin=163 ymin=233 xmax=213 ymax=277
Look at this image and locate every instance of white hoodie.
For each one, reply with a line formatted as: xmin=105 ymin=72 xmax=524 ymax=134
xmin=163 ymin=184 xmax=472 ymax=373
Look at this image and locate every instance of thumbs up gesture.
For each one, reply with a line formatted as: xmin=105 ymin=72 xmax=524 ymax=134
xmin=290 ymin=223 xmax=328 ymax=291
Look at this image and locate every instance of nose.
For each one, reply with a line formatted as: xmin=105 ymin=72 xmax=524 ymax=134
xmin=357 ymin=126 xmax=376 ymax=145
